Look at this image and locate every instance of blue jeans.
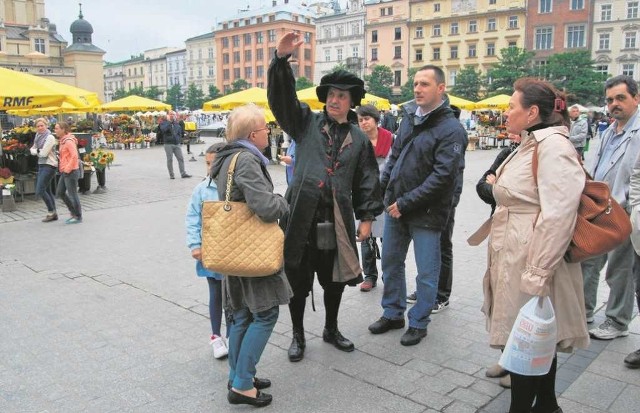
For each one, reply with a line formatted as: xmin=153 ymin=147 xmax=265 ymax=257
xmin=35 ymin=164 xmax=57 ymax=213
xmin=380 ymin=213 xmax=441 ymax=329
xmin=228 ymin=306 xmax=279 ymax=391
xmin=56 ymin=170 xmax=82 ymax=218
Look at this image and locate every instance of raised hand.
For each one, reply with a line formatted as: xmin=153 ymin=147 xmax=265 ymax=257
xmin=276 ymin=32 xmax=304 ymax=58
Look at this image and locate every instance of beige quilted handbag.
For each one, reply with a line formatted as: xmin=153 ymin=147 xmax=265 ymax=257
xmin=201 ymin=152 xmax=284 ymax=277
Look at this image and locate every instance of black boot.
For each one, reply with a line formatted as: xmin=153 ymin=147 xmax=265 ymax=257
xmin=288 ymin=328 xmax=306 ymax=362
xmin=323 ymin=327 xmax=354 ymax=352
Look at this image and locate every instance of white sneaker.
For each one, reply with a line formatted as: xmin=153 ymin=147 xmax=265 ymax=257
xmin=589 ymin=319 xmax=629 ymax=340
xmin=210 ymin=335 xmax=228 ymax=359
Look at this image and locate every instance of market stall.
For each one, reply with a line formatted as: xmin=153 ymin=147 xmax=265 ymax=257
xmin=473 ymin=94 xmax=510 ymax=149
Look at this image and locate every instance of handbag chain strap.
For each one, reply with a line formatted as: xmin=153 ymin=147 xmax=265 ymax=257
xmin=223 ymin=152 xmax=242 ymax=212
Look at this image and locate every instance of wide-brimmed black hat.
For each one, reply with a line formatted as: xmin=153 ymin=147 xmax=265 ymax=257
xmin=316 ymin=70 xmax=366 ymax=108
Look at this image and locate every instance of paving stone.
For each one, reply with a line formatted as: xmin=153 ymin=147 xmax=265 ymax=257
xmin=562 ymin=371 xmax=626 ymax=411
xmin=608 ymin=383 xmax=640 ymax=413
xmin=448 ymin=387 xmax=492 ymax=408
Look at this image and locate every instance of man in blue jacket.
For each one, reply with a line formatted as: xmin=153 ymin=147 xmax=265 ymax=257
xmin=368 ymin=65 xmax=467 ymax=346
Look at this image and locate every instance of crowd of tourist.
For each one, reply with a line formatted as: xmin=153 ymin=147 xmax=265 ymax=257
xmin=181 ymin=32 xmax=640 ymax=412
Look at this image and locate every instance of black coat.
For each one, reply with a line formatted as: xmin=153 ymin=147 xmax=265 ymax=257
xmin=476 ymin=147 xmax=516 ymax=215
xmin=381 ymin=99 xmax=467 ymax=230
xmin=268 ymin=55 xmax=384 ymax=271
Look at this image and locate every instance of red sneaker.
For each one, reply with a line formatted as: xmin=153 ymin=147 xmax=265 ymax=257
xmin=360 ymin=279 xmax=376 ymax=292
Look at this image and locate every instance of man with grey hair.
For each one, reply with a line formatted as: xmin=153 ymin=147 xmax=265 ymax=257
xmin=158 ymin=110 xmax=191 ymax=179
xmin=569 ymin=105 xmax=588 ymax=159
xmin=582 ymin=75 xmax=640 ymax=340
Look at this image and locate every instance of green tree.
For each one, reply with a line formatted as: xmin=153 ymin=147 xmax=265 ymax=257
xmin=165 ymin=84 xmax=184 ymax=109
xmin=231 ymin=79 xmax=250 ymax=92
xmin=184 ymin=83 xmax=205 ymax=110
xmin=329 ymin=62 xmax=356 ymax=74
xmin=113 ymin=88 xmax=128 ymax=100
xmin=399 ymin=68 xmax=419 ymax=103
xmin=143 ymin=86 xmax=161 ymax=100
xmin=487 ymin=47 xmax=535 ymax=95
xmin=545 ymin=51 xmax=608 ymax=105
xmin=295 ymin=76 xmax=314 ymax=90
xmin=365 ymin=65 xmax=393 ymax=99
xmin=207 ymin=85 xmax=221 ymax=100
xmin=451 ymin=66 xmax=484 ymax=101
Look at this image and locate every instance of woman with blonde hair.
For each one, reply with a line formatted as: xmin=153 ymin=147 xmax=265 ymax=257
xmin=30 ymin=117 xmax=58 ymax=222
xmin=210 ymin=104 xmax=291 ymax=408
xmin=54 ymin=121 xmax=82 ymax=224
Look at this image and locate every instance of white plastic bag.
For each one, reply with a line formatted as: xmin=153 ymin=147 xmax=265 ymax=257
xmin=499 ymin=296 xmax=557 ymax=376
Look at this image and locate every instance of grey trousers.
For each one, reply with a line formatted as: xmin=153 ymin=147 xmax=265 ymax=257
xmin=164 ymin=144 xmax=186 ymax=177
xmin=581 ymin=238 xmax=636 ymax=329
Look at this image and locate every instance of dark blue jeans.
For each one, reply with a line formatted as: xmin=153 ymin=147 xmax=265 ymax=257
xmin=56 ymin=169 xmax=82 ymax=218
xmin=35 ymin=164 xmax=57 ymax=213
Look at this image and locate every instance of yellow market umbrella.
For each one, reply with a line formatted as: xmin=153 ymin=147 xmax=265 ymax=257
xmin=296 ymin=86 xmax=391 ymax=110
xmin=99 ymin=95 xmax=171 ymax=112
xmin=447 ymin=94 xmax=476 ymax=110
xmin=475 ymin=94 xmax=511 ymax=110
xmin=202 ymin=87 xmax=269 ymax=111
xmin=0 ymin=66 xmax=101 ymax=110
xmin=7 ymin=101 xmax=98 ymax=116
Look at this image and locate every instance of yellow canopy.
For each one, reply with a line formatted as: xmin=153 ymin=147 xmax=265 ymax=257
xmin=0 ymin=66 xmax=101 ymax=111
xmin=475 ymin=94 xmax=511 ymax=110
xmin=203 ymin=87 xmax=269 ymax=111
xmin=296 ymin=87 xmax=391 ymax=110
xmin=447 ymin=94 xmax=476 ymax=110
xmin=99 ymin=95 xmax=171 ymax=112
xmin=7 ymin=101 xmax=98 ymax=116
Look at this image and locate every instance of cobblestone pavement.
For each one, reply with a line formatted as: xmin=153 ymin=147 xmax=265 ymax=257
xmin=1 ymin=137 xmax=638 ymax=412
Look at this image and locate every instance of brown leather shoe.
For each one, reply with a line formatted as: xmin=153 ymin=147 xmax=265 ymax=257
xmin=42 ymin=213 xmax=58 ymax=222
xmin=485 ymin=363 xmax=508 ymax=378
xmin=499 ymin=374 xmax=511 ymax=388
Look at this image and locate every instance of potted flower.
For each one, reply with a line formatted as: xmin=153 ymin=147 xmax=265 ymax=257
xmin=84 ymin=149 xmax=114 ymax=194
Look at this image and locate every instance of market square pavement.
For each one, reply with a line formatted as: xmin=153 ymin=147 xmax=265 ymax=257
xmin=1 ymin=135 xmax=639 ymax=412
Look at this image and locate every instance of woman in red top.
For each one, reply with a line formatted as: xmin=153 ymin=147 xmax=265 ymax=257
xmin=356 ymin=105 xmax=393 ymax=291
xmin=55 ymin=122 xmax=82 ymax=224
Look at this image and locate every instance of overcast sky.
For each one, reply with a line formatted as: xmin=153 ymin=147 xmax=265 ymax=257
xmin=45 ymin=1 xmax=266 ymax=62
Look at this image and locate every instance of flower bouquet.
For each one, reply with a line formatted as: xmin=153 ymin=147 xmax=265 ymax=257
xmin=84 ymin=149 xmax=115 ymax=171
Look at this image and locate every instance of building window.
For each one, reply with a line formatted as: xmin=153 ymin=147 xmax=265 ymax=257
xmin=233 ymin=51 xmax=240 ymax=63
xmin=371 ymin=30 xmax=378 ymax=43
xmin=352 ymin=23 xmax=360 ymax=35
xmin=198 ymin=67 xmax=202 ymax=78
xmin=487 ymin=18 xmax=496 ymax=31
xmin=434 ymin=3 xmax=440 ymax=12
xmin=208 ymin=48 xmax=214 ymax=59
xmin=540 ymin=0 xmax=552 ymax=13
xmin=595 ymin=64 xmax=609 ymax=77
xmin=268 ymin=29 xmax=276 ymax=42
xmin=625 ymin=32 xmax=638 ymax=49
xmin=416 ymin=48 xmax=423 ymax=61
xmin=534 ymin=60 xmax=548 ymax=77
xmin=416 ymin=27 xmax=423 ymax=38
xmin=508 ymin=41 xmax=517 ymax=48
xmin=198 ymin=49 xmax=202 ymax=59
xmin=394 ymin=70 xmax=401 ymax=87
xmin=305 ymin=66 xmax=312 ymax=79
xmin=450 ymin=22 xmax=459 ymax=35
xmin=571 ymin=0 xmax=584 ymax=10
xmin=325 ymin=28 xmax=331 ymax=39
xmin=223 ymin=53 xmax=229 ymax=64
xmin=623 ymin=63 xmax=635 ymax=77
xmin=257 ymin=49 xmax=264 ymax=60
xmin=601 ymin=4 xmax=612 ymax=21
xmin=305 ymin=32 xmax=311 ymax=43
xmin=257 ymin=66 xmax=264 ymax=78
xmin=599 ymin=33 xmax=610 ymax=50
xmin=245 ymin=67 xmax=252 ymax=78
xmin=468 ymin=44 xmax=477 ymax=57
xmin=256 ymin=31 xmax=263 ymax=43
xmin=433 ymin=24 xmax=441 ymax=36
xmin=450 ymin=70 xmax=457 ymax=86
xmin=469 ymin=20 xmax=477 ymax=33
xmin=489 ymin=0 xmax=496 ymax=4
xmin=433 ymin=47 xmax=440 ymax=60
xmin=629 ymin=1 xmax=639 ymax=18
xmin=508 ymin=16 xmax=518 ymax=29
xmin=535 ymin=27 xmax=553 ymax=50
xmin=233 ymin=35 xmax=240 ymax=47
xmin=380 ymin=6 xmax=393 ymax=16
xmin=337 ymin=48 xmax=343 ymax=61
xmin=304 ymin=49 xmax=311 ymax=60
xmin=209 ymin=67 xmax=214 ymax=77
xmin=450 ymin=45 xmax=458 ymax=59
xmin=395 ymin=27 xmax=402 ymax=40
xmin=487 ymin=42 xmax=495 ymax=56
xmin=567 ymin=25 xmax=585 ymax=48
xmin=352 ymin=46 xmax=359 ymax=58
xmin=34 ymin=38 xmax=45 ymax=53
xmin=233 ymin=68 xmax=240 ymax=78
xmin=325 ymin=49 xmax=331 ymax=62
xmin=222 ymin=37 xmax=229 ymax=48
xmin=244 ymin=33 xmax=251 ymax=45
xmin=394 ymin=46 xmax=402 ymax=59
xmin=245 ymin=50 xmax=252 ymax=61
xmin=371 ymin=48 xmax=378 ymax=61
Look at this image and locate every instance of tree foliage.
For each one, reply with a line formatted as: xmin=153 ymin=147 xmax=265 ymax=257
xmin=231 ymin=79 xmax=250 ymax=93
xmin=545 ymin=51 xmax=608 ymax=105
xmin=143 ymin=86 xmax=161 ymax=100
xmin=399 ymin=68 xmax=419 ymax=103
xmin=451 ymin=66 xmax=484 ymax=101
xmin=184 ymin=83 xmax=205 ymax=110
xmin=207 ymin=85 xmax=221 ymax=100
xmin=329 ymin=62 xmax=356 ymax=74
xmin=487 ymin=47 xmax=535 ymax=96
xmin=165 ymin=84 xmax=184 ymax=109
xmin=295 ymin=76 xmax=314 ymax=90
xmin=365 ymin=65 xmax=393 ymax=99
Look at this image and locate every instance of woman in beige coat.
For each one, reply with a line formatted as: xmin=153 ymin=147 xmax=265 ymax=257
xmin=483 ymin=78 xmax=589 ymax=413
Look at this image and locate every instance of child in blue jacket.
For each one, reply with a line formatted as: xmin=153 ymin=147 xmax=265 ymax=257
xmin=186 ymin=142 xmax=228 ymax=359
